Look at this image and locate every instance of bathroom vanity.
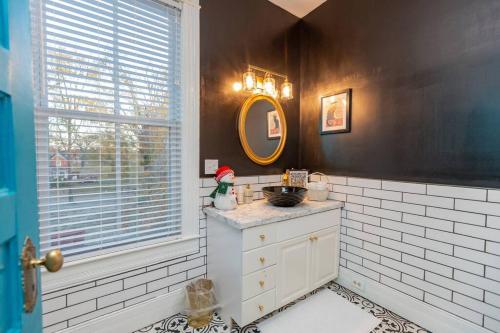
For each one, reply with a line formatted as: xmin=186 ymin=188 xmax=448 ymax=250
xmin=205 ymin=200 xmax=342 ymax=327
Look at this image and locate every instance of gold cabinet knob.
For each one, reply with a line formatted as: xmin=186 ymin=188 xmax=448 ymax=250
xmin=259 ymin=234 xmax=266 ymax=241
xmin=31 ymin=249 xmax=64 ymax=272
xmin=309 ymin=236 xmax=315 ymax=241
xmin=258 ymin=304 xmax=264 ymax=312
xmin=259 ymin=280 xmax=265 ymax=287
xmin=259 ymin=257 xmax=265 ymax=264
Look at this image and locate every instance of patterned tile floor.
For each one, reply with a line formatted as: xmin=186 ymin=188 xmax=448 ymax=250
xmin=135 ymin=281 xmax=430 ymax=333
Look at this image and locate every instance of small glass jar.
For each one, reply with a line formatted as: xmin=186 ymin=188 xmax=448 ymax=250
xmin=243 ymin=184 xmax=253 ymax=204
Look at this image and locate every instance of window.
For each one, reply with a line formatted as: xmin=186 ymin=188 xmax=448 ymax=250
xmin=31 ymin=0 xmax=194 ymax=261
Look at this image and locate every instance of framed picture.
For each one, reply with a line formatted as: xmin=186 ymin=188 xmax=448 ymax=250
xmin=267 ymin=109 xmax=281 ymax=139
xmin=288 ymin=169 xmax=308 ymax=188
xmin=320 ymin=88 xmax=351 ymax=134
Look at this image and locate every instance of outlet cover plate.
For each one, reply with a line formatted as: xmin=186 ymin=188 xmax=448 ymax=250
xmin=204 ymin=159 xmax=218 ymax=175
xmin=351 ymin=279 xmax=364 ymax=291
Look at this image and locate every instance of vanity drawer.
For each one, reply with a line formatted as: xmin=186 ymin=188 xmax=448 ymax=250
xmin=242 ymin=244 xmax=277 ymax=275
xmin=276 ymin=209 xmax=341 ymax=242
xmin=242 ymin=224 xmax=276 ymax=251
xmin=241 ymin=289 xmax=276 ymax=325
xmin=242 ymin=266 xmax=276 ymax=300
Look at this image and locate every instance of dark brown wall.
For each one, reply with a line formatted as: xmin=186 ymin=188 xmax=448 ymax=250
xmin=200 ymin=0 xmax=301 ymax=177
xmin=300 ymin=0 xmax=500 ymax=187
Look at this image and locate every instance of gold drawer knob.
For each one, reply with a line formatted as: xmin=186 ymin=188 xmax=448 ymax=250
xmin=259 ymin=257 xmax=265 ymax=264
xmin=259 ymin=280 xmax=265 ymax=287
xmin=259 ymin=234 xmax=266 ymax=241
xmin=309 ymin=235 xmax=318 ymax=241
xmin=258 ymin=304 xmax=264 ymax=312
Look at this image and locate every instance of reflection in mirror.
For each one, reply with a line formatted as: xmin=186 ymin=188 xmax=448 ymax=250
xmin=244 ymin=99 xmax=280 ymax=158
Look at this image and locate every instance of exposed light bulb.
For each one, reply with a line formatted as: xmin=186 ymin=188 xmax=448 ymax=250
xmin=263 ymin=73 xmax=276 ymax=96
xmin=243 ymin=70 xmax=256 ymax=91
xmin=233 ymin=81 xmax=242 ymax=92
xmin=281 ymin=80 xmax=293 ymax=100
xmin=257 ymin=77 xmax=263 ymax=89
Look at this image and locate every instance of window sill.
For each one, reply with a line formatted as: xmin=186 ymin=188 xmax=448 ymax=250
xmin=41 ymin=235 xmax=200 ymax=293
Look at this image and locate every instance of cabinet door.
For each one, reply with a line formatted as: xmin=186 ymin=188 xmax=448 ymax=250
xmin=276 ymin=236 xmax=311 ymax=307
xmin=310 ymin=227 xmax=340 ymax=290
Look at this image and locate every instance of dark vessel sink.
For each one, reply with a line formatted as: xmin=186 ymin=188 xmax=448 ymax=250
xmin=262 ymin=186 xmax=308 ymax=207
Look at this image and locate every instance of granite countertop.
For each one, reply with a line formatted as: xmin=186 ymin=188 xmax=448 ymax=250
xmin=203 ymin=199 xmax=343 ymax=229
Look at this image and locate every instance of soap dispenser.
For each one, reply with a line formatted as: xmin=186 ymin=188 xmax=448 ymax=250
xmin=243 ymin=184 xmax=253 ymax=204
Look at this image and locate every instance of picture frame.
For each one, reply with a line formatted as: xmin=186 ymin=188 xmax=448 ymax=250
xmin=320 ymin=88 xmax=351 ymax=134
xmin=288 ymin=169 xmax=308 ymax=188
xmin=267 ymin=109 xmax=281 ymax=139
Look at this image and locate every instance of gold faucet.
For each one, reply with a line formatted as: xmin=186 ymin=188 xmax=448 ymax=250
xmin=282 ymin=171 xmax=289 ymax=186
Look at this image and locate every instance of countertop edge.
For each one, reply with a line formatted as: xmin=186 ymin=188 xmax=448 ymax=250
xmin=203 ymin=200 xmax=344 ymax=230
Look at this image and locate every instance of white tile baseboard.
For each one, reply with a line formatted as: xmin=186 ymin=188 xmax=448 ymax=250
xmin=56 ymin=288 xmax=185 ymax=333
xmin=336 ymin=268 xmax=491 ymax=333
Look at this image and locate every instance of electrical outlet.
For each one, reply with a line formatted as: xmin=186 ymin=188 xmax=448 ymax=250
xmin=204 ymin=159 xmax=218 ymax=175
xmin=351 ymin=279 xmax=364 ymax=291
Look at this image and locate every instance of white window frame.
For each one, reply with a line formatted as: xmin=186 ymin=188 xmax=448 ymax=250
xmin=42 ymin=0 xmax=200 ymax=292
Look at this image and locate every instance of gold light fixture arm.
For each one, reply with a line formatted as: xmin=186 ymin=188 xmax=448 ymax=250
xmin=248 ymin=64 xmax=288 ymax=80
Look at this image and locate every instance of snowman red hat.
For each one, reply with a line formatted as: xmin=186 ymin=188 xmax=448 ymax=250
xmin=215 ymin=166 xmax=234 ymax=182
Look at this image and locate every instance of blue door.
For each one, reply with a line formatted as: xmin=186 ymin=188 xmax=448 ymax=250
xmin=1 ymin=0 xmax=42 ymax=332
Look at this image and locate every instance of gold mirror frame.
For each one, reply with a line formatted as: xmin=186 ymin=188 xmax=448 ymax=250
xmin=238 ymin=94 xmax=287 ymax=165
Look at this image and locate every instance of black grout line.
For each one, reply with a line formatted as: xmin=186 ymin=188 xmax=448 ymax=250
xmin=344 ymin=206 xmax=497 ymax=246
xmin=42 ymin=281 xmax=97 ymax=299
xmin=345 ymin=225 xmax=469 ymax=258
xmin=346 ymin=264 xmax=489 ymax=328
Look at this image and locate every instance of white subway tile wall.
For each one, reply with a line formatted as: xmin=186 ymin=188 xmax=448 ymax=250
xmin=327 ymin=176 xmax=500 ymax=332
xmin=42 ymin=174 xmax=500 ymax=332
xmin=41 ymin=175 xmax=281 ymax=332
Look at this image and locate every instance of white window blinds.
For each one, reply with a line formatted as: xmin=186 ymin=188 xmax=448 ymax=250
xmin=31 ymin=0 xmax=183 ymax=260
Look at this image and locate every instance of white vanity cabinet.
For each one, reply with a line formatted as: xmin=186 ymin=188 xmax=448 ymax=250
xmin=205 ymin=200 xmax=342 ymax=327
xmin=277 ymin=226 xmax=339 ymax=307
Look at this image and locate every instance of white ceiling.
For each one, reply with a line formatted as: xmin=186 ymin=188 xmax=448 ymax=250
xmin=268 ymin=0 xmax=327 ymax=18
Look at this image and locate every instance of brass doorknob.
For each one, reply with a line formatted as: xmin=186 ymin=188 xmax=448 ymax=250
xmin=31 ymin=249 xmax=64 ymax=272
xmin=21 ymin=238 xmax=64 ymax=313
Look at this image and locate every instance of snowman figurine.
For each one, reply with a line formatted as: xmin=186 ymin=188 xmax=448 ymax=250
xmin=210 ymin=166 xmax=237 ymax=210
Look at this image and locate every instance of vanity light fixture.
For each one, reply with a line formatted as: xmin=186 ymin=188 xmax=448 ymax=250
xmin=232 ymin=81 xmax=243 ymax=92
xmin=242 ymin=68 xmax=256 ymax=91
xmin=255 ymin=77 xmax=264 ymax=93
xmin=234 ymin=65 xmax=293 ymax=100
xmin=263 ymin=72 xmax=276 ymax=96
xmin=281 ymin=79 xmax=293 ymax=100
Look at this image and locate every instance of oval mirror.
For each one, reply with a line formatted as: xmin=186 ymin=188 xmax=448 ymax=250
xmin=238 ymin=94 xmax=287 ymax=165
